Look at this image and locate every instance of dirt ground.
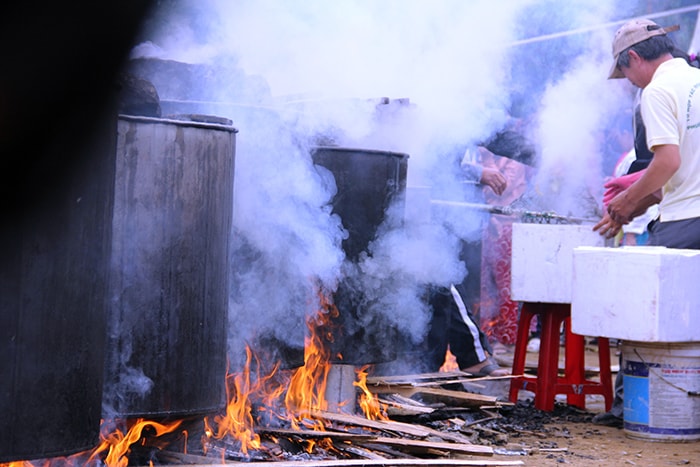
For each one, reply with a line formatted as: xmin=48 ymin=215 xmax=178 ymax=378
xmin=477 ymin=397 xmax=700 ymax=466
xmin=483 ymin=343 xmax=700 ymax=467
xmin=508 ymin=420 xmax=700 ymax=466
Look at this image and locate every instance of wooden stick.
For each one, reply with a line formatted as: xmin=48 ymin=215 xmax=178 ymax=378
xmin=367 ymin=371 xmax=472 ymax=384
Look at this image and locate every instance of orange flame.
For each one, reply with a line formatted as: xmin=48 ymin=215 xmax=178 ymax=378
xmin=283 ymin=290 xmax=339 ymax=430
xmin=203 ymin=288 xmax=342 ymax=454
xmin=204 ymin=346 xmax=263 ymax=455
xmin=354 ymin=365 xmax=388 ymax=421
xmin=1 ymin=289 xmax=368 ymax=464
xmin=439 ymin=347 xmax=459 ymax=372
xmin=88 ymin=418 xmax=182 ymax=467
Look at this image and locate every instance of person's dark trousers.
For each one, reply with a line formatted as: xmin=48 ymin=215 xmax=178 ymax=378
xmin=648 ymin=217 xmax=700 ymax=249
xmin=425 ymin=285 xmax=493 ymax=371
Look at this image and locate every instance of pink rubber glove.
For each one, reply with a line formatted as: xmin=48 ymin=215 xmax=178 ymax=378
xmin=603 ymin=170 xmax=645 ymax=207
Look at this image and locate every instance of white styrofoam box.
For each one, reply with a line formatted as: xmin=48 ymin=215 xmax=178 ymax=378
xmin=510 ymin=223 xmax=608 ymax=303
xmin=571 ymin=246 xmax=700 ymax=342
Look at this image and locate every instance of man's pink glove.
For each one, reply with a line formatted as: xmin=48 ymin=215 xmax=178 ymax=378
xmin=602 ymin=170 xmax=644 ymax=207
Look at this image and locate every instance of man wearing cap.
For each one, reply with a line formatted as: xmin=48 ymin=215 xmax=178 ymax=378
xmin=597 ymin=19 xmax=700 ymax=247
xmin=593 ymin=19 xmax=700 ymax=427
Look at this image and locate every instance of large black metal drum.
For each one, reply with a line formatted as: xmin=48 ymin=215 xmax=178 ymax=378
xmin=311 ymin=146 xmax=408 ymax=365
xmin=312 ymin=147 xmax=408 ymax=263
xmin=103 ymin=114 xmax=236 ymax=418
xmin=0 ymin=116 xmax=117 ymax=462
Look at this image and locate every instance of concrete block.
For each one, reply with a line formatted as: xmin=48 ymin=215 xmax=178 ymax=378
xmin=571 ymin=246 xmax=700 ymax=342
xmin=510 ymin=223 xmax=608 ymax=303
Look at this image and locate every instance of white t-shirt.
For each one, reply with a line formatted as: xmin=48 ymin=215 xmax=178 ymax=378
xmin=641 ymin=58 xmax=700 ymax=221
xmin=614 ymin=149 xmax=658 ymax=234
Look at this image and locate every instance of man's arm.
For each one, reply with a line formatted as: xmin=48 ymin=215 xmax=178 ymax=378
xmin=607 ymin=144 xmax=679 ymax=223
xmin=479 ymin=166 xmax=507 ymax=195
xmin=603 ymin=170 xmax=645 ymax=206
xmin=460 ymin=162 xmax=507 ymax=195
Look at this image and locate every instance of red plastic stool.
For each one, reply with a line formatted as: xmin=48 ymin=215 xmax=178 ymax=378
xmin=508 ymin=302 xmax=613 ymax=412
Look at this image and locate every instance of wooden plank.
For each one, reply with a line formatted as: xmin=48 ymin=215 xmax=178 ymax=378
xmin=363 ymin=436 xmax=493 ymax=456
xmin=314 ymin=410 xmax=434 ymax=438
xmin=378 ymin=395 xmax=436 ymax=416
xmin=314 ymin=410 xmax=485 ymax=454
xmin=383 ymin=393 xmax=435 ymax=408
xmin=367 ymin=385 xmax=499 ymax=407
xmin=417 ymin=424 xmax=477 ymax=445
xmin=177 ymin=459 xmax=525 ymax=466
xmin=257 ymin=427 xmax=377 ymax=441
xmin=156 ymin=450 xmax=225 ymax=464
xmin=384 ymin=404 xmax=435 ymax=417
xmin=350 ymin=442 xmax=422 ymax=459
xmin=410 ymin=375 xmax=516 ymax=387
xmin=368 ymin=372 xmax=516 ymax=387
xmin=335 ymin=444 xmax=390 ymax=460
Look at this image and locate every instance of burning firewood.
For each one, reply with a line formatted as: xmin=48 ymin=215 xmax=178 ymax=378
xmin=312 ymin=410 xmax=492 ymax=456
xmin=314 ymin=410 xmax=442 ymax=439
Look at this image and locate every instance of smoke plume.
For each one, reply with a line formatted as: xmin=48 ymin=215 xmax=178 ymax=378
xmin=126 ymin=0 xmax=657 ymax=373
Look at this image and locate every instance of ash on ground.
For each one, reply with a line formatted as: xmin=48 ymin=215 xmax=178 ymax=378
xmin=408 ymin=398 xmax=601 ymax=447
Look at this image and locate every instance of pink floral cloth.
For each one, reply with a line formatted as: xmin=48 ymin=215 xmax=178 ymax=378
xmin=480 ymin=216 xmax=519 ymax=344
xmin=478 ymin=150 xmax=535 ymax=345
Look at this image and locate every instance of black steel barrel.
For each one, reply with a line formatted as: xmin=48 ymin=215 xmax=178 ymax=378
xmin=311 ymin=147 xmax=408 ymax=261
xmin=0 ymin=117 xmax=117 ymax=462
xmin=103 ymin=114 xmax=235 ymax=418
xmin=311 ymin=146 xmax=408 ymax=364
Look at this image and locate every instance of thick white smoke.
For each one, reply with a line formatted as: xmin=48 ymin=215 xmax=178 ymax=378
xmin=531 ymin=3 xmax=633 ymax=219
xmin=128 ymin=0 xmax=651 ymax=373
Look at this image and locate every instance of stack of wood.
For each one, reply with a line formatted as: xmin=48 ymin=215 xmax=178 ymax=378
xmin=141 ymin=371 xmax=524 ymax=466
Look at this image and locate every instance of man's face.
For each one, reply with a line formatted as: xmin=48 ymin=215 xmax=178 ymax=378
xmin=621 ymin=64 xmax=644 ymax=88
xmin=619 ymin=51 xmax=650 ymax=88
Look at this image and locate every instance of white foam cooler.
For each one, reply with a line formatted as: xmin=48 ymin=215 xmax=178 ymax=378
xmin=510 ymin=223 xmax=608 ymax=304
xmin=571 ymin=246 xmax=700 ymax=342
